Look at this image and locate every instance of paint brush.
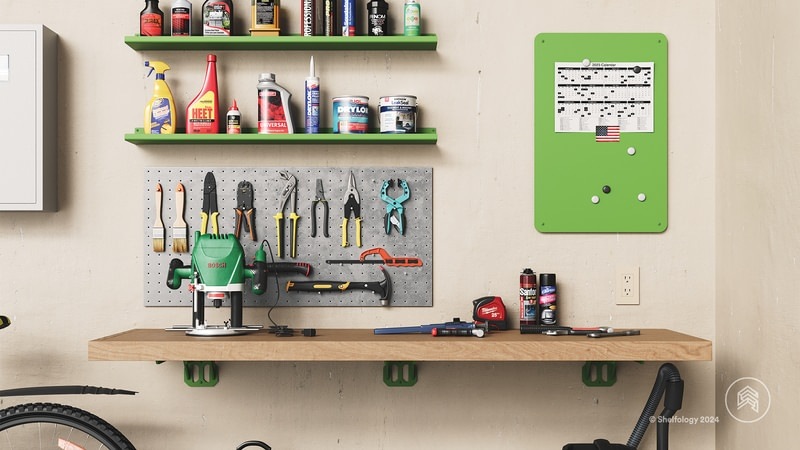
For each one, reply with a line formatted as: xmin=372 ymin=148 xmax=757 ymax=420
xmin=152 ymin=183 xmax=165 ymax=252
xmin=172 ymin=182 xmax=189 ymax=253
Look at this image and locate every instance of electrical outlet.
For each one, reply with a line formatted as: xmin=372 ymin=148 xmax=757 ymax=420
xmin=616 ymin=266 xmax=640 ymax=305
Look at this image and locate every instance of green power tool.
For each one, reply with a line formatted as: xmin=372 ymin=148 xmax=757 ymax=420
xmin=166 ymin=231 xmax=310 ymax=336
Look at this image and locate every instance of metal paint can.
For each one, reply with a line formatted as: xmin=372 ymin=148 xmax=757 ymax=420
xmin=333 ymin=96 xmax=369 ymax=134
xmin=379 ymin=95 xmax=417 ymax=134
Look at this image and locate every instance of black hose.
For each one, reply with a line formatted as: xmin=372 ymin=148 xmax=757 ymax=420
xmin=626 ymin=363 xmax=682 ymax=449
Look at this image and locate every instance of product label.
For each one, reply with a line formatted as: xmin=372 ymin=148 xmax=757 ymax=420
xmin=519 ymin=284 xmax=537 ymax=324
xmin=369 ymin=13 xmax=387 ymax=36
xmin=539 ymin=286 xmax=557 ymax=325
xmin=259 ymin=89 xmax=289 ymax=133
xmin=150 ymin=98 xmax=173 ymax=134
xmin=141 ymin=13 xmax=163 ymax=36
xmin=171 ymin=7 xmax=191 ymax=36
xmin=305 ymin=82 xmax=320 ymax=132
xmin=188 ymin=91 xmax=217 ymax=133
xmin=302 ymin=0 xmax=315 ymax=36
xmin=342 ymin=0 xmax=356 ymax=36
xmin=333 ymin=99 xmax=369 ymax=133
xmin=379 ymin=99 xmax=417 ymax=134
xmin=254 ymin=0 xmax=276 ymax=26
xmin=203 ymin=3 xmax=232 ymax=36
xmin=404 ymin=4 xmax=420 ymax=36
xmin=226 ymin=112 xmax=241 ymax=134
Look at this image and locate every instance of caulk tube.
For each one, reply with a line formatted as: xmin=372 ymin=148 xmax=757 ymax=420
xmin=305 ymin=56 xmax=320 ymax=134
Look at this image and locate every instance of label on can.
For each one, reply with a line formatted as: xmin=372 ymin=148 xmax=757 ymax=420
xmin=141 ymin=13 xmax=163 ymax=36
xmin=171 ymin=7 xmax=191 ymax=36
xmin=342 ymin=0 xmax=356 ymax=36
xmin=379 ymin=96 xmax=417 ymax=134
xmin=305 ymin=81 xmax=320 ymax=133
xmin=259 ymin=89 xmax=290 ymax=133
xmin=539 ymin=285 xmax=557 ymax=325
xmin=203 ymin=2 xmax=232 ymax=36
xmin=333 ymin=96 xmax=369 ymax=134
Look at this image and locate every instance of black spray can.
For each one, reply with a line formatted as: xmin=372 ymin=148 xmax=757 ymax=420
xmin=539 ymin=273 xmax=557 ymax=325
xmin=367 ymin=0 xmax=389 ymax=36
xmin=519 ymin=268 xmax=538 ymax=326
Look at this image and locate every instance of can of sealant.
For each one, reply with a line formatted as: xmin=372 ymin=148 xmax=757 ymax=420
xmin=519 ymin=268 xmax=538 ymax=327
xmin=333 ymin=96 xmax=369 ymax=134
xmin=379 ymin=95 xmax=417 ymax=134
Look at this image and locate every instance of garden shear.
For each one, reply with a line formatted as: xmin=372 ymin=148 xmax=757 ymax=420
xmin=234 ymin=181 xmax=256 ymax=241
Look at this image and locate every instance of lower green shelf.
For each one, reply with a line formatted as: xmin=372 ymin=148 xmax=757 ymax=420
xmin=124 ymin=128 xmax=437 ymax=145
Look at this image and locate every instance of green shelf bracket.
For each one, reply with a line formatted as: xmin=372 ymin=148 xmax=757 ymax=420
xmin=582 ymin=361 xmax=617 ymax=387
xmin=383 ymin=361 xmax=417 ymax=387
xmin=184 ymin=361 xmax=219 ymax=387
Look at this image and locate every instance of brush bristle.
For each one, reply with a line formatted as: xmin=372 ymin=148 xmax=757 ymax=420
xmin=172 ymin=237 xmax=188 ymax=253
xmin=152 ymin=227 xmax=165 ymax=252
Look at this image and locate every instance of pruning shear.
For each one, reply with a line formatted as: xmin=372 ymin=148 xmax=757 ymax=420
xmin=200 ymin=171 xmax=219 ymax=235
xmin=234 ymin=181 xmax=256 ymax=241
xmin=275 ymin=171 xmax=300 ymax=258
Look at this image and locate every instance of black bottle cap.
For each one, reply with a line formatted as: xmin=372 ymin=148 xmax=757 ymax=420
xmin=522 ymin=268 xmax=534 ymax=274
xmin=540 ymin=273 xmax=556 ymax=285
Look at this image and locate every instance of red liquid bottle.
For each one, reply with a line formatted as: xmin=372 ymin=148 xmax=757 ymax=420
xmin=140 ymin=0 xmax=164 ymax=36
xmin=186 ymin=54 xmax=220 ymax=134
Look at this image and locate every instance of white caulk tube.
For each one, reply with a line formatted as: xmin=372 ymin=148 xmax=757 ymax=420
xmin=305 ymin=56 xmax=320 ymax=134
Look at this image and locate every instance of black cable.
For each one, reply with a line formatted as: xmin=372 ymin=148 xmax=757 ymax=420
xmin=261 ymin=239 xmax=294 ymax=336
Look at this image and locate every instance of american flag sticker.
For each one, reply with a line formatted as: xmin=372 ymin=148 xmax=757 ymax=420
xmin=596 ymin=125 xmax=621 ymax=142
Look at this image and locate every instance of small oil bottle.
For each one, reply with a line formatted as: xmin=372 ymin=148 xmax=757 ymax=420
xmin=141 ymin=0 xmax=165 ymax=36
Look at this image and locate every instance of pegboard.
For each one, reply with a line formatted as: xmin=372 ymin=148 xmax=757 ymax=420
xmin=144 ymin=167 xmax=433 ymax=307
xmin=534 ymin=33 xmax=668 ymax=232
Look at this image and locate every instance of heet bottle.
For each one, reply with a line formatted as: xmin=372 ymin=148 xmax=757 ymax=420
xmin=186 ymin=54 xmax=220 ymax=134
xmin=141 ymin=0 xmax=165 ymax=36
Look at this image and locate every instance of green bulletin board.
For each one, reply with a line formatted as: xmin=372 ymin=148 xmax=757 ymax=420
xmin=534 ymin=33 xmax=668 ymax=232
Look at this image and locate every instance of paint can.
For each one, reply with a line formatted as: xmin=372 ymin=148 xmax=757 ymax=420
xmin=333 ymin=96 xmax=369 ymax=134
xmin=379 ymin=95 xmax=417 ymax=134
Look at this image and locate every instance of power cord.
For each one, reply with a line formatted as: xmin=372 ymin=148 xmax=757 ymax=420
xmin=261 ymin=239 xmax=295 ymax=337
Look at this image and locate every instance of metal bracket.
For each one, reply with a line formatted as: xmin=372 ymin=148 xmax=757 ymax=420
xmin=383 ymin=361 xmax=417 ymax=387
xmin=184 ymin=361 xmax=219 ymax=387
xmin=582 ymin=361 xmax=617 ymax=387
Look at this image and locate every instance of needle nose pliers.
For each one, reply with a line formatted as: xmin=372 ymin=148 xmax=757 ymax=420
xmin=274 ymin=171 xmax=300 ymax=258
xmin=341 ymin=171 xmax=362 ymax=248
xmin=234 ymin=180 xmax=256 ymax=241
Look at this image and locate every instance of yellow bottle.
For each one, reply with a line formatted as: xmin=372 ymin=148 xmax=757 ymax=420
xmin=144 ymin=61 xmax=176 ymax=134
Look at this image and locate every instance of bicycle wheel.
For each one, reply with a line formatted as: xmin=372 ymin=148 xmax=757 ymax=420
xmin=0 ymin=402 xmax=135 ymax=450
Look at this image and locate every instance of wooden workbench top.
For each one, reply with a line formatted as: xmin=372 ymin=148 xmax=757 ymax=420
xmin=89 ymin=328 xmax=712 ymax=363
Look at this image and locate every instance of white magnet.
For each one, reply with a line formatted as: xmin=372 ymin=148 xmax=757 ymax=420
xmin=582 ymin=58 xmax=591 ymax=67
xmin=638 ymin=193 xmax=647 ymax=202
xmin=627 ymin=147 xmax=636 ymax=156
xmin=591 ymin=195 xmax=600 ymax=204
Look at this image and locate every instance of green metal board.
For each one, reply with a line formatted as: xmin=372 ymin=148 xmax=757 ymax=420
xmin=534 ymin=33 xmax=668 ymax=232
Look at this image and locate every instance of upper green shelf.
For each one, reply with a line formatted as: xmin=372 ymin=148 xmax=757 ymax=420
xmin=124 ymin=34 xmax=438 ymax=51
xmin=125 ymin=128 xmax=437 ymax=145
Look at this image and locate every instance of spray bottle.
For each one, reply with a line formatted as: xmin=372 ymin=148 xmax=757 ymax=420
xmin=305 ymin=56 xmax=320 ymax=134
xmin=257 ymin=73 xmax=294 ymax=134
xmin=144 ymin=61 xmax=176 ymax=134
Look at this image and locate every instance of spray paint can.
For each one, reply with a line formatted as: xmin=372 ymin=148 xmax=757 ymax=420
xmin=305 ymin=56 xmax=320 ymax=134
xmin=539 ymin=273 xmax=557 ymax=325
xmin=342 ymin=0 xmax=356 ymax=36
xmin=403 ymin=0 xmax=420 ymax=36
xmin=519 ymin=268 xmax=538 ymax=326
xmin=367 ymin=0 xmax=389 ymax=36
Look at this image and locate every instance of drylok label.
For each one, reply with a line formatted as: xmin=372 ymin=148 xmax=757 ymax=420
xmin=333 ymin=97 xmax=369 ymax=134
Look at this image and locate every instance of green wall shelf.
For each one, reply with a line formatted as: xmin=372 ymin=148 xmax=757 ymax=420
xmin=124 ymin=34 xmax=438 ymax=51
xmin=125 ymin=128 xmax=437 ymax=145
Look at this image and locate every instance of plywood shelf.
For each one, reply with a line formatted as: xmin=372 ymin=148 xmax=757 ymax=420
xmin=89 ymin=328 xmax=712 ymax=363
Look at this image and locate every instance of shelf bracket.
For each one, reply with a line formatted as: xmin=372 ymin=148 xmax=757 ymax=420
xmin=383 ymin=361 xmax=417 ymax=387
xmin=582 ymin=361 xmax=617 ymax=387
xmin=184 ymin=361 xmax=219 ymax=387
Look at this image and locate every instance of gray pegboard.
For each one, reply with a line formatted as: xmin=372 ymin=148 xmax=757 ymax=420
xmin=144 ymin=167 xmax=433 ymax=308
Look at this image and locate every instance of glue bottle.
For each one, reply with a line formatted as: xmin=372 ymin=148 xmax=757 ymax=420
xmin=226 ymin=99 xmax=241 ymax=134
xmin=143 ymin=61 xmax=176 ymax=134
xmin=304 ymin=56 xmax=320 ymax=134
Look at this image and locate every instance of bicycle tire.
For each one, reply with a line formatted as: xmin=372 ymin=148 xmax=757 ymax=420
xmin=0 ymin=402 xmax=136 ymax=450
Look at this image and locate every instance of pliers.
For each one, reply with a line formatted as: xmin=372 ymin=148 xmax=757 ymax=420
xmin=311 ymin=178 xmax=329 ymax=238
xmin=200 ymin=171 xmax=219 ymax=235
xmin=341 ymin=171 xmax=362 ymax=248
xmin=380 ymin=179 xmax=410 ymax=235
xmin=274 ymin=171 xmax=300 ymax=258
xmin=234 ymin=180 xmax=256 ymax=241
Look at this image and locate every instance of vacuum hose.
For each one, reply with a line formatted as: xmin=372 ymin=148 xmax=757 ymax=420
xmin=626 ymin=363 xmax=684 ymax=450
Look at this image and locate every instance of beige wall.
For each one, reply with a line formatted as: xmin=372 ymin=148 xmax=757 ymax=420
xmin=716 ymin=0 xmax=800 ymax=448
xmin=1 ymin=1 xmax=716 ymax=448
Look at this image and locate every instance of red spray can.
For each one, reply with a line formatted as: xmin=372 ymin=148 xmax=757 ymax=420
xmin=519 ymin=268 xmax=538 ymax=326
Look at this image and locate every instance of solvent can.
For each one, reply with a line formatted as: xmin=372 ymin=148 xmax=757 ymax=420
xmin=519 ymin=268 xmax=538 ymax=327
xmin=539 ymin=273 xmax=557 ymax=325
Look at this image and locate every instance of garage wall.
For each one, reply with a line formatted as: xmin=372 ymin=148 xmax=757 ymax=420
xmin=0 ymin=1 xmax=715 ymax=448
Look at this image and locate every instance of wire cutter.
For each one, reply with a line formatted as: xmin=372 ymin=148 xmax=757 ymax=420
xmin=311 ymin=178 xmax=329 ymax=238
xmin=234 ymin=180 xmax=256 ymax=241
xmin=341 ymin=171 xmax=362 ymax=248
xmin=380 ymin=179 xmax=410 ymax=235
xmin=274 ymin=171 xmax=300 ymax=258
xmin=200 ymin=171 xmax=219 ymax=235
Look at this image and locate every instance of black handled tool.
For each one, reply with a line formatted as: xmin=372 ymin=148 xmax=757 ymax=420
xmin=286 ymin=266 xmax=392 ymax=306
xmin=311 ymin=178 xmax=329 ymax=238
xmin=587 ymin=329 xmax=640 ymax=338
